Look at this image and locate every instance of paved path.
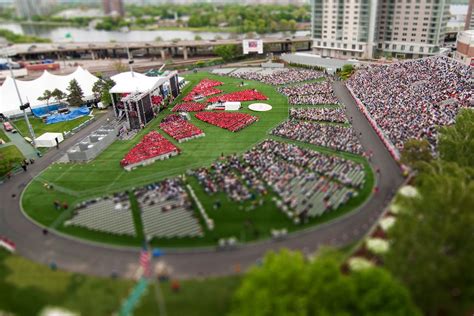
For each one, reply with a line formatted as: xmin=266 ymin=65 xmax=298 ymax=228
xmin=3 ymin=131 xmax=37 ymax=159
xmin=0 ymin=84 xmax=404 ymax=279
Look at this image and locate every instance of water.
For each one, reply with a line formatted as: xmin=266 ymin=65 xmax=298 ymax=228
xmin=0 ymin=22 xmax=310 ymax=43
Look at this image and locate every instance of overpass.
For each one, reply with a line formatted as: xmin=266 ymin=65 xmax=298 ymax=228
xmin=8 ymin=37 xmax=313 ymax=61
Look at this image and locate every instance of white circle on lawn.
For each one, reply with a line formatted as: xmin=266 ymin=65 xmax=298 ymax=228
xmin=248 ymin=103 xmax=272 ymax=112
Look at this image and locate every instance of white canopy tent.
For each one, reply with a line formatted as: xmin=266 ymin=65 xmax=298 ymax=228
xmin=0 ymin=67 xmax=99 ymax=117
xmin=110 ymin=71 xmax=169 ymax=94
xmin=35 ymin=132 xmax=64 ymax=148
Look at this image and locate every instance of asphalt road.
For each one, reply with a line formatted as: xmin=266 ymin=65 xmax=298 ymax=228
xmin=0 ymin=83 xmax=404 ymax=279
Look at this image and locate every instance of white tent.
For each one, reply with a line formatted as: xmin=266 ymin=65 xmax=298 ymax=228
xmin=110 ymin=71 xmax=169 ymax=94
xmin=0 ymin=67 xmax=99 ymax=116
xmin=35 ymin=132 xmax=64 ymax=148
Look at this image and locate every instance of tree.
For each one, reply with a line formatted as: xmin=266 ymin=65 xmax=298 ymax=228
xmin=400 ymin=138 xmax=433 ymax=170
xmin=92 ymin=77 xmax=116 ymax=107
xmin=231 ymin=249 xmax=420 ymax=316
xmin=66 ymin=79 xmax=84 ymax=108
xmin=38 ymin=89 xmax=53 ymax=105
xmin=438 ymin=109 xmax=474 ymax=169
xmin=214 ymin=44 xmax=239 ymax=62
xmin=112 ymin=60 xmax=127 ymax=73
xmin=51 ymin=88 xmax=66 ymax=104
xmin=385 ymin=161 xmax=474 ymax=316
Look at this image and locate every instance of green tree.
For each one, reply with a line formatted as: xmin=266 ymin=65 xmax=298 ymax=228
xmin=231 ymin=249 xmax=420 ymax=316
xmin=214 ymin=44 xmax=239 ymax=62
xmin=66 ymin=79 xmax=84 ymax=108
xmin=438 ymin=109 xmax=474 ymax=168
xmin=385 ymin=161 xmax=474 ymax=315
xmin=38 ymin=89 xmax=53 ymax=105
xmin=51 ymin=88 xmax=66 ymax=104
xmin=112 ymin=60 xmax=127 ymax=73
xmin=92 ymin=77 xmax=116 ymax=107
xmin=400 ymin=138 xmax=433 ymax=169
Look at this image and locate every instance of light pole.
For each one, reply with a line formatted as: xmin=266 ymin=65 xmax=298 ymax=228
xmin=2 ymin=48 xmax=38 ymax=152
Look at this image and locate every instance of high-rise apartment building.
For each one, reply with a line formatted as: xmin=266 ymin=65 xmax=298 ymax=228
xmin=466 ymin=0 xmax=474 ymax=30
xmin=14 ymin=0 xmax=44 ymax=19
xmin=311 ymin=0 xmax=451 ymax=59
xmin=103 ymin=0 xmax=124 ymax=17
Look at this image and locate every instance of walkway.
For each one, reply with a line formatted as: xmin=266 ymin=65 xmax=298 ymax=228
xmin=3 ymin=131 xmax=37 ymax=160
xmin=0 ymin=84 xmax=404 ymax=279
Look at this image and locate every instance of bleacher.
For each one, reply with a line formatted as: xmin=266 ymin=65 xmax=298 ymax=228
xmin=66 ymin=194 xmax=136 ymax=236
xmin=283 ymin=176 xmax=354 ymax=217
xmin=134 ymin=179 xmax=203 ymax=239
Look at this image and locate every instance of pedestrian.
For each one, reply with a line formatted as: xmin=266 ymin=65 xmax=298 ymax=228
xmin=55 ymin=137 xmax=59 ymax=149
xmin=62 ymin=201 xmax=69 ymax=210
xmin=171 ymin=280 xmax=180 ymax=293
xmin=21 ymin=161 xmax=27 ymax=172
xmin=54 ymin=200 xmax=61 ymax=210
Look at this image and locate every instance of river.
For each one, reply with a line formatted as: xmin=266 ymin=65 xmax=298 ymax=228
xmin=0 ymin=22 xmax=310 ymax=43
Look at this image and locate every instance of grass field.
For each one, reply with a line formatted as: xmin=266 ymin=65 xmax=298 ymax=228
xmin=21 ymin=72 xmax=374 ymax=248
xmin=0 ymin=128 xmax=9 ymax=143
xmin=0 ymin=145 xmax=25 ymax=176
xmin=12 ymin=113 xmax=94 ymax=137
xmin=0 ymin=249 xmax=240 ymax=316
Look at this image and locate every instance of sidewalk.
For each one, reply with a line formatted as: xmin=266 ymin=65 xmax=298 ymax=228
xmin=6 ymin=132 xmax=38 ymax=160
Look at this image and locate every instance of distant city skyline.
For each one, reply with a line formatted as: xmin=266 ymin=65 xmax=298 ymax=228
xmin=2 ymin=0 xmax=310 ymax=6
xmin=102 ymin=0 xmax=124 ymax=16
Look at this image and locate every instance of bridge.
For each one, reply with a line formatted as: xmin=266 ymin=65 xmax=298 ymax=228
xmin=8 ymin=37 xmax=313 ymax=61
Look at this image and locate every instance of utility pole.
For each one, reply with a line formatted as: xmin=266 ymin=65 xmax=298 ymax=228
xmin=3 ymin=49 xmax=38 ymax=152
xmin=127 ymin=45 xmax=134 ymax=77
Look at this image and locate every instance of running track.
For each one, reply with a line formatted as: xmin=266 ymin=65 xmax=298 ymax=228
xmin=0 ymin=83 xmax=404 ymax=279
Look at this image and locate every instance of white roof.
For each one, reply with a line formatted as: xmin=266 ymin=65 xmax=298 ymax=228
xmin=36 ymin=132 xmax=63 ymax=141
xmin=0 ymin=67 xmax=99 ymax=116
xmin=110 ymin=71 xmax=168 ymax=94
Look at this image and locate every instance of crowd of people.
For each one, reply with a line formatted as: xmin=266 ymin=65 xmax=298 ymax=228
xmin=171 ymin=102 xmax=206 ymax=112
xmin=191 ymin=139 xmax=363 ymax=217
xmin=120 ymin=131 xmax=179 ymax=168
xmin=271 ymin=120 xmax=363 ymax=154
xmin=278 ymin=81 xmax=339 ymax=105
xmin=289 ymin=107 xmax=348 ymax=123
xmin=160 ymin=115 xmax=205 ymax=143
xmin=134 ymin=178 xmax=192 ymax=211
xmin=192 ymin=158 xmax=259 ymax=202
xmin=195 ymin=112 xmax=258 ymax=132
xmin=229 ymin=68 xmax=325 ymax=85
xmin=347 ymin=56 xmax=473 ymax=151
xmin=278 ymin=81 xmax=333 ymax=96
xmin=206 ymin=89 xmax=268 ymax=103
xmin=183 ymin=79 xmax=223 ymax=102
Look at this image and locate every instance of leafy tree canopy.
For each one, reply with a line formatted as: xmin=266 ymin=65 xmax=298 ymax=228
xmin=66 ymin=79 xmax=84 ymax=108
xmin=438 ymin=109 xmax=474 ymax=169
xmin=214 ymin=45 xmax=240 ymax=62
xmin=231 ymin=249 xmax=420 ymax=316
xmin=386 ymin=160 xmax=474 ymax=315
xmin=400 ymin=138 xmax=433 ymax=170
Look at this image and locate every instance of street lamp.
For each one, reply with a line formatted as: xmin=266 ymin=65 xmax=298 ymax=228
xmin=2 ymin=47 xmax=38 ymax=152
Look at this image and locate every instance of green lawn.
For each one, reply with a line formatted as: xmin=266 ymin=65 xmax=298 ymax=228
xmin=12 ymin=113 xmax=96 ymax=137
xmin=21 ymin=72 xmax=373 ymax=248
xmin=0 ymin=145 xmax=25 ymax=176
xmin=0 ymin=249 xmax=239 ymax=316
xmin=0 ymin=128 xmax=9 ymax=144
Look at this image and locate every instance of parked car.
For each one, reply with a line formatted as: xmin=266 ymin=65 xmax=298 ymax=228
xmin=3 ymin=122 xmax=16 ymax=133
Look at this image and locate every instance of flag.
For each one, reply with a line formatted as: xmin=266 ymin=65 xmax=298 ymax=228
xmin=139 ymin=249 xmax=151 ymax=277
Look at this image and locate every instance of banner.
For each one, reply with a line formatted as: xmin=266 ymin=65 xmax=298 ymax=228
xmin=243 ymin=39 xmax=263 ymax=54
